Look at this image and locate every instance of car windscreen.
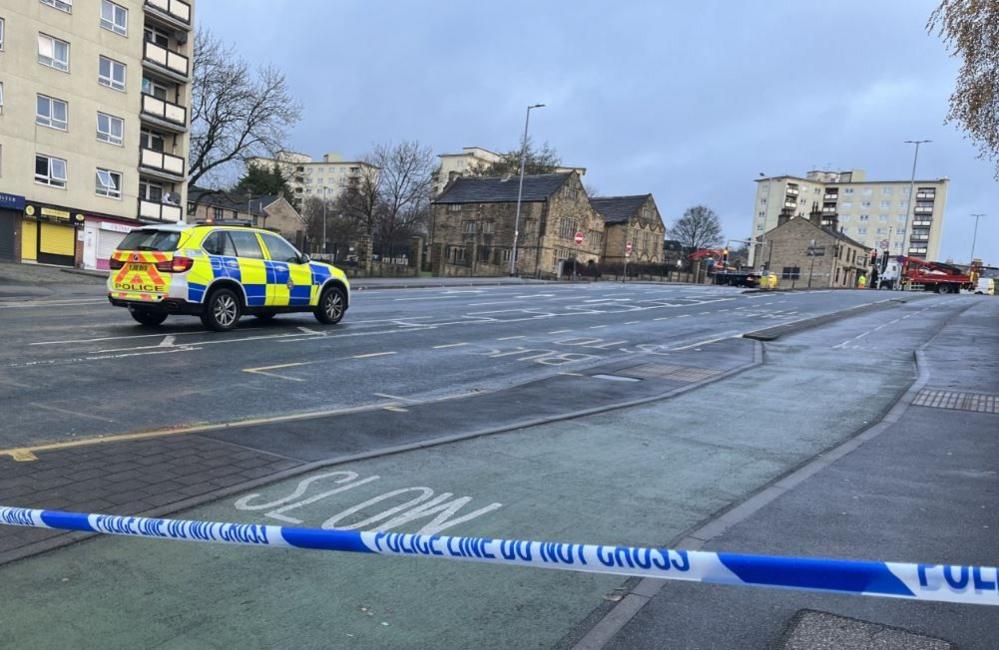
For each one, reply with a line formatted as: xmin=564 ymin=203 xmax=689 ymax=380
xmin=116 ymin=229 xmax=182 ymax=252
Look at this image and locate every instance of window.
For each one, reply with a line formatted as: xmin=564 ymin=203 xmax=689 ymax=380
xmin=36 ymin=94 xmax=68 ymax=130
xmin=482 ymin=221 xmax=495 ymax=234
xmin=858 ymin=214 xmax=870 ymax=221
xmin=142 ymin=77 xmax=168 ymax=100
xmin=882 ymin=187 xmax=893 ymax=195
xmin=839 ymin=202 xmax=852 ymax=210
xmin=879 ymin=201 xmax=890 ymax=208
xmin=100 ymin=1 xmax=127 ymax=36
xmin=447 ymin=246 xmax=467 ymax=265
xmin=38 ymin=34 xmax=69 ymax=71
xmin=479 ymin=246 xmax=491 ymax=263
xmin=462 ymin=220 xmax=475 ymax=234
xmin=95 ymin=168 xmax=121 ymax=199
xmin=0 ymin=17 xmax=5 ymax=50
xmin=878 ymin=215 xmax=888 ymax=222
xmin=35 ymin=154 xmax=67 ymax=188
xmin=261 ymin=233 xmax=300 ymax=263
xmin=840 ymin=215 xmax=850 ymax=222
xmin=861 ymin=201 xmax=871 ymax=208
xmin=99 ymin=56 xmax=126 ymax=91
xmin=41 ymin=0 xmax=72 ymax=12
xmin=558 ymin=218 xmax=577 ymax=240
xmin=140 ymin=129 xmax=165 ymax=152
xmin=118 ymin=229 xmax=180 ymax=252
xmin=202 ymin=231 xmax=237 ymax=256
xmin=139 ymin=180 xmax=163 ymax=202
xmin=213 ymin=207 xmax=224 ymax=221
xmin=228 ymin=230 xmax=264 ymax=259
xmin=500 ymin=249 xmax=511 ymax=263
xmin=843 ymin=188 xmax=854 ymax=195
xmin=781 ymin=266 xmax=801 ymax=280
xmin=144 ymin=25 xmax=169 ymax=48
xmin=97 ymin=112 xmax=123 ymax=145
xmin=862 ymin=188 xmax=873 ymax=196
xmin=447 ymin=204 xmax=461 ymax=213
xmin=857 ymin=227 xmax=868 ymax=235
xmin=0 ymin=83 xmax=4 ymax=115
xmin=897 ymin=214 xmax=907 ymax=222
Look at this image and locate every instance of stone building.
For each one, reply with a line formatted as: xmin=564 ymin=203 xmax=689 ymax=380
xmin=758 ymin=211 xmax=871 ymax=289
xmin=429 ymin=172 xmax=604 ymax=277
xmin=589 ymin=194 xmax=665 ymax=264
xmin=433 ymin=146 xmax=587 ymax=196
xmin=187 ymin=188 xmax=306 ymax=250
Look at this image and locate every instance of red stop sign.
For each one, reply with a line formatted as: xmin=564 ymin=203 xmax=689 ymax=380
xmin=575 ymin=231 xmax=585 ymax=245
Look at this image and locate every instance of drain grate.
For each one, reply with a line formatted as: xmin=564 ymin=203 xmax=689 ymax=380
xmin=912 ymin=389 xmax=999 ymax=415
xmin=616 ymin=363 xmax=721 ymax=383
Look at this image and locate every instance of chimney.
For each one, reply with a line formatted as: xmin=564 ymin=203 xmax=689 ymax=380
xmin=777 ymin=207 xmax=793 ymax=227
xmin=808 ymin=201 xmax=823 ymax=227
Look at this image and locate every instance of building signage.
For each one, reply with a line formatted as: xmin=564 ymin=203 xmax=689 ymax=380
xmin=41 ymin=207 xmax=71 ymax=220
xmin=99 ymin=221 xmax=135 ymax=234
xmin=25 ymin=204 xmax=85 ymax=225
xmin=0 ymin=192 xmax=26 ymax=211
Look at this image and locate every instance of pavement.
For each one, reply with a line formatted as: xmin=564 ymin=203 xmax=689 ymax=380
xmin=2 ymin=256 xmax=994 ymax=648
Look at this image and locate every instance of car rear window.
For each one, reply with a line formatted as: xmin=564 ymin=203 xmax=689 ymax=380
xmin=117 ymin=229 xmax=182 ymax=252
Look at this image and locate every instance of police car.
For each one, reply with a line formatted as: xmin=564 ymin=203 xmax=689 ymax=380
xmin=107 ymin=223 xmax=350 ymax=331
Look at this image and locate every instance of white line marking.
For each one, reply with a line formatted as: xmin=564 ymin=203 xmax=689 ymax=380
xmin=497 ymin=336 xmax=526 ymax=340
xmin=589 ymin=325 xmax=607 ymax=329
xmin=372 ymin=393 xmax=417 ymax=403
xmin=158 ymin=335 xmax=176 ymax=348
xmin=242 ymin=362 xmax=310 ymax=382
xmin=0 ymin=298 xmax=107 ymax=309
xmin=624 ymin=321 xmax=640 ymax=325
xmin=351 ymin=351 xmax=397 ymax=359
xmin=433 ymin=342 xmax=469 ymax=349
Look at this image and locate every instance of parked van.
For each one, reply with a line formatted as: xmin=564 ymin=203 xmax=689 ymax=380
xmin=975 ymin=277 xmax=996 ymax=295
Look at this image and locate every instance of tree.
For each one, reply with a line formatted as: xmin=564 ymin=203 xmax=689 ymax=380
xmin=473 ymin=140 xmax=563 ymax=176
xmin=232 ymin=163 xmax=291 ymax=197
xmin=929 ymin=1 xmax=999 ymax=178
xmin=668 ymin=206 xmax=724 ymax=250
xmin=188 ymin=29 xmax=301 ymax=200
xmin=301 ymin=196 xmax=359 ymax=258
xmin=370 ymin=141 xmax=436 ymax=257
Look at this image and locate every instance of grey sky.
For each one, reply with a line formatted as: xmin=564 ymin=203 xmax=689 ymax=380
xmin=199 ymin=0 xmax=996 ymax=264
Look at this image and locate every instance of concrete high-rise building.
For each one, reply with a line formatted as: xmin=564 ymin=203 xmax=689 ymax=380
xmin=750 ymin=169 xmax=948 ymax=267
xmin=247 ymin=151 xmax=380 ymax=212
xmin=0 ymin=0 xmax=195 ymax=269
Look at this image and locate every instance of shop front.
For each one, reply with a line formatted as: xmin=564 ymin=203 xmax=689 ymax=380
xmin=21 ymin=203 xmax=85 ymax=267
xmin=0 ymin=192 xmax=26 ymax=262
xmin=82 ymin=216 xmax=137 ymax=270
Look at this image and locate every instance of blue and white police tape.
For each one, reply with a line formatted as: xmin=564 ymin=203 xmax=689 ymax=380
xmin=2 ymin=505 xmax=997 ymax=606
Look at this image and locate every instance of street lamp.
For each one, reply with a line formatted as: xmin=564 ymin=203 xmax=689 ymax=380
xmin=897 ymin=139 xmax=931 ymax=288
xmin=510 ymin=103 xmax=545 ymax=276
xmin=970 ymin=213 xmax=985 ymax=262
xmin=321 ymin=188 xmax=329 ymax=256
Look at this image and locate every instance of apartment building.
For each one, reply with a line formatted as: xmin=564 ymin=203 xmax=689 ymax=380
xmin=247 ymin=151 xmax=379 ymax=212
xmin=434 ymin=146 xmax=586 ymax=196
xmin=750 ymin=169 xmax=948 ymax=266
xmin=0 ymin=0 xmax=194 ymax=269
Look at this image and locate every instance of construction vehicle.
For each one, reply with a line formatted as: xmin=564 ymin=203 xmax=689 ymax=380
xmin=877 ymin=255 xmax=982 ymax=293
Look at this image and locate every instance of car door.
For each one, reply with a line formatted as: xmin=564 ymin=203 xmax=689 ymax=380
xmin=225 ymin=230 xmax=268 ymax=307
xmin=260 ymin=233 xmax=312 ymax=307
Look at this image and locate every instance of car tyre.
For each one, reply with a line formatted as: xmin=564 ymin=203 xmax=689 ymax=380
xmin=314 ymin=285 xmax=346 ymax=325
xmin=129 ymin=309 xmax=168 ymax=327
xmin=201 ymin=287 xmax=242 ymax=332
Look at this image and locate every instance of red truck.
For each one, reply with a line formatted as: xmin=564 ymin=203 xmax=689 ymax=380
xmin=879 ymin=256 xmax=982 ymax=293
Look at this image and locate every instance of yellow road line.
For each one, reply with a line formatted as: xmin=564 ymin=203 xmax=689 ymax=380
xmin=0 ymin=401 xmax=400 ymax=463
xmin=351 ymin=351 xmax=396 ymax=359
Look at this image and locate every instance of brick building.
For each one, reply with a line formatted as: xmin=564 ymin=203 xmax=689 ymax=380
xmin=759 ymin=211 xmax=871 ymax=289
xmin=589 ymin=194 xmax=665 ymax=264
xmin=430 ymin=172 xmax=604 ymax=277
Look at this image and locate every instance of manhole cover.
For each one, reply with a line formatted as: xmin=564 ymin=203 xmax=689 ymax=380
xmin=912 ymin=389 xmax=999 ymax=414
xmin=617 ymin=363 xmax=721 ymax=383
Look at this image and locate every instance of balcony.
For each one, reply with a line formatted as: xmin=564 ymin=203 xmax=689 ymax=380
xmin=914 ymin=205 xmax=934 ymax=214
xmin=143 ymin=41 xmax=189 ymax=81
xmin=912 ymin=220 xmax=932 ymax=227
xmin=910 ymin=234 xmax=930 ymax=242
xmin=138 ymin=199 xmax=182 ymax=223
xmin=140 ymin=93 xmax=187 ymax=132
xmin=916 ymin=192 xmax=936 ymax=200
xmin=822 ymin=207 xmax=837 ymax=214
xmin=140 ymin=148 xmax=185 ymax=181
xmin=783 ymin=201 xmax=796 ymax=208
xmin=785 ymin=188 xmax=799 ymax=197
xmin=144 ymin=0 xmax=191 ymax=29
xmin=823 ymin=194 xmax=838 ymax=201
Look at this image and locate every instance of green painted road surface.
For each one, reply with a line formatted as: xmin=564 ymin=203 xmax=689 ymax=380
xmin=0 ymin=299 xmax=955 ymax=649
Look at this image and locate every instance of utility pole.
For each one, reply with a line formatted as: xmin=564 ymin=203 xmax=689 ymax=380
xmin=970 ymin=213 xmax=985 ymax=262
xmin=898 ymin=139 xmax=930 ymax=289
xmin=510 ymin=103 xmax=545 ymax=276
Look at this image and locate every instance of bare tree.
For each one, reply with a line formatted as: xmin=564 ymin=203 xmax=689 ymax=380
xmin=189 ymin=29 xmax=301 ymax=200
xmin=929 ymin=1 xmax=999 ymax=178
xmin=370 ymin=141 xmax=436 ymax=257
xmin=333 ymin=166 xmax=381 ymax=241
xmin=669 ymin=205 xmax=724 ymax=250
xmin=302 ymin=196 xmax=359 ymax=259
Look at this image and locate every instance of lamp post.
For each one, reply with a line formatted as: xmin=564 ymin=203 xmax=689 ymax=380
xmin=321 ymin=188 xmax=329 ymax=256
xmin=510 ymin=103 xmax=545 ymax=276
xmin=970 ymin=213 xmax=985 ymax=262
xmin=897 ymin=139 xmax=930 ymax=289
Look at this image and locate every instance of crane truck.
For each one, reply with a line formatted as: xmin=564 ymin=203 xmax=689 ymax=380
xmin=876 ymin=255 xmax=982 ymax=293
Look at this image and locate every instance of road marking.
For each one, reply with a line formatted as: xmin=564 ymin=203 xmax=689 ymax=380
xmin=372 ymin=393 xmax=417 ymax=403
xmin=677 ymin=314 xmax=691 ymax=318
xmin=548 ymin=329 xmax=572 ymax=334
xmin=0 ymin=298 xmax=107 ymax=309
xmin=30 ymin=330 xmax=212 ymax=346
xmin=497 ymin=335 xmax=525 ymax=340
xmin=653 ymin=317 xmax=671 ymax=321
xmin=624 ymin=321 xmax=640 ymax=325
xmin=668 ymin=330 xmax=744 ymax=351
xmin=351 ymin=351 xmax=397 ymax=359
xmin=382 ymin=405 xmax=409 ymax=413
xmin=589 ymin=325 xmax=607 ymax=329
xmin=242 ymin=362 xmax=309 ymax=382
xmin=31 ymin=402 xmax=115 ymax=422
xmin=158 ymin=335 xmax=176 ymax=348
xmin=468 ymin=300 xmax=524 ymax=306
xmin=558 ymin=371 xmax=585 ymax=377
xmin=433 ymin=342 xmax=469 ymax=349
xmin=297 ymin=326 xmax=321 ymax=335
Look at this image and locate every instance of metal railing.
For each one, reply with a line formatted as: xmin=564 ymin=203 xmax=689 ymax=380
xmin=138 ymin=199 xmax=182 ymax=222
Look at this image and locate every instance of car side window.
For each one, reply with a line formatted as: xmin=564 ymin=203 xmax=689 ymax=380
xmin=202 ymin=231 xmax=236 ymax=256
xmin=260 ymin=233 xmax=300 ymax=264
xmin=228 ymin=230 xmax=265 ymax=259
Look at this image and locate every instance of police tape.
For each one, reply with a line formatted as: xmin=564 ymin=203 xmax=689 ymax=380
xmin=2 ymin=505 xmax=997 ymax=606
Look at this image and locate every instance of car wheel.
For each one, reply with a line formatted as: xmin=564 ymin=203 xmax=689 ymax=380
xmin=255 ymin=313 xmax=277 ymax=321
xmin=129 ymin=309 xmax=168 ymax=326
xmin=201 ymin=287 xmax=242 ymax=332
xmin=314 ymin=285 xmax=346 ymax=324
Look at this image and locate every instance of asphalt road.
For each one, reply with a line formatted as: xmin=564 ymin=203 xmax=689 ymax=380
xmin=2 ymin=288 xmax=989 ymax=649
xmin=0 ymin=282 xmax=898 ymax=449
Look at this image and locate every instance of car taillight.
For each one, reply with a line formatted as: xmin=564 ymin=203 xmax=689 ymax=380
xmin=109 ymin=258 xmax=124 ymax=270
xmin=156 ymin=256 xmax=193 ymax=273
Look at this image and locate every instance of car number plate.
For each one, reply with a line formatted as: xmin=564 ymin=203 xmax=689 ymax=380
xmin=128 ymin=263 xmax=149 ymax=272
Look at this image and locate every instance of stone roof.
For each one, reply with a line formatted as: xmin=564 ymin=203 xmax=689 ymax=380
xmin=589 ymin=195 xmax=651 ymax=224
xmin=433 ymin=173 xmax=571 ymax=204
